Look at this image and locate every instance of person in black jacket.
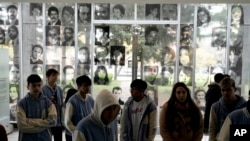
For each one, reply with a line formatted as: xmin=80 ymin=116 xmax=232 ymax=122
xmin=203 ymin=73 xmax=225 ymax=133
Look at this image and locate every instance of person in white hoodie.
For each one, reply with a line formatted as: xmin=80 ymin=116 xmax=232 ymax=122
xmin=74 ymin=89 xmax=121 ymax=141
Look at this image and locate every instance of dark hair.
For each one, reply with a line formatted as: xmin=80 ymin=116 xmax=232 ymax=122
xmin=94 ymin=66 xmax=109 ymax=85
xmin=30 ymin=3 xmax=42 ymax=16
xmin=64 ymin=88 xmax=77 ymax=103
xmin=130 ymin=79 xmax=147 ymax=90
xmin=179 ymin=46 xmax=192 ymax=66
xmin=32 ymin=44 xmax=43 ymax=53
xmin=32 ymin=65 xmax=43 ymax=72
xmin=145 ymin=26 xmax=159 ymax=38
xmin=112 ymin=86 xmax=122 ymax=93
xmin=113 ymin=4 xmax=125 ymax=16
xmin=165 ymin=82 xmax=201 ymax=131
xmin=48 ymin=6 xmax=59 ymax=16
xmin=231 ymin=5 xmax=244 ymax=25
xmin=7 ymin=5 xmax=17 ymax=12
xmin=63 ymin=65 xmax=74 ymax=74
xmin=214 ymin=73 xmax=224 ymax=83
xmin=0 ymin=27 xmax=5 ymax=44
xmin=220 ymin=77 xmax=236 ymax=89
xmin=76 ymin=75 xmax=92 ymax=87
xmin=46 ymin=68 xmax=59 ymax=77
xmin=78 ymin=4 xmax=91 ymax=23
xmin=197 ymin=7 xmax=211 ymax=27
xmin=27 ymin=74 xmax=42 ymax=85
xmin=9 ymin=84 xmax=19 ymax=102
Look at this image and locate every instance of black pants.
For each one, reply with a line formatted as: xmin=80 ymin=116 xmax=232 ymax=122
xmin=65 ymin=134 xmax=72 ymax=141
xmin=50 ymin=126 xmax=63 ymax=141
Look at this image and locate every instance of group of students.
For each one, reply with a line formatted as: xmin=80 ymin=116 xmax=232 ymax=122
xmin=4 ymin=69 xmax=249 ymax=141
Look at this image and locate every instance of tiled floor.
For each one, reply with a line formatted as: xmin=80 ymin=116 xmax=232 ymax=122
xmin=8 ymin=129 xmax=209 ymax=141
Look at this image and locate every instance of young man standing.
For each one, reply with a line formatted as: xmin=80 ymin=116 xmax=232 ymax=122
xmin=74 ymin=89 xmax=121 ymax=141
xmin=64 ymin=75 xmax=94 ymax=141
xmin=120 ymin=79 xmax=157 ymax=141
xmin=42 ymin=69 xmax=63 ymax=141
xmin=209 ymin=77 xmax=246 ymax=141
xmin=17 ymin=74 xmax=57 ymax=141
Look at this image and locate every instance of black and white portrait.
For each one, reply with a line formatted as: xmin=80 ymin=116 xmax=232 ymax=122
xmin=31 ymin=64 xmax=43 ymax=78
xmin=62 ymin=27 xmax=74 ymax=46
xmin=161 ymin=4 xmax=177 ymax=20
xmin=62 ymin=6 xmax=74 ymax=26
xmin=46 ymin=26 xmax=60 ymax=46
xmin=145 ymin=4 xmax=160 ymax=20
xmin=145 ymin=26 xmax=159 ymax=46
xmin=0 ymin=26 xmax=5 ymax=44
xmin=6 ymin=4 xmax=18 ymax=25
xmin=145 ymin=86 xmax=158 ymax=106
xmin=94 ymin=65 xmax=109 ymax=85
xmin=62 ymin=65 xmax=75 ymax=86
xmin=95 ymin=3 xmax=110 ymax=20
xmin=30 ymin=44 xmax=43 ymax=64
xmin=94 ymin=45 xmax=109 ymax=65
xmin=110 ymin=45 xmax=125 ymax=66
xmin=180 ymin=25 xmax=193 ymax=46
xmin=30 ymin=3 xmax=42 ymax=16
xmin=78 ymin=3 xmax=91 ymax=24
xmin=211 ymin=27 xmax=226 ymax=48
xmin=78 ymin=47 xmax=90 ymax=64
xmin=47 ymin=6 xmax=61 ymax=25
xmin=9 ymin=64 xmax=20 ymax=84
xmin=111 ymin=4 xmax=126 ymax=20
xmin=95 ymin=26 xmax=110 ymax=46
xmin=77 ymin=64 xmax=90 ymax=76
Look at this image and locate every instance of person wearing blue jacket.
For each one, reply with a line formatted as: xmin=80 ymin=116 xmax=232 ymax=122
xmin=64 ymin=75 xmax=94 ymax=140
xmin=74 ymin=89 xmax=121 ymax=141
xmin=42 ymin=68 xmax=64 ymax=141
xmin=120 ymin=79 xmax=157 ymax=141
xmin=17 ymin=74 xmax=57 ymax=141
xmin=209 ymin=77 xmax=246 ymax=141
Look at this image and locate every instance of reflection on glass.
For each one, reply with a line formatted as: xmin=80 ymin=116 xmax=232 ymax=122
xmin=46 ymin=26 xmax=60 ymax=46
xmin=145 ymin=4 xmax=160 ymax=20
xmin=179 ymin=46 xmax=192 ymax=66
xmin=197 ymin=7 xmax=211 ymax=27
xmin=145 ymin=86 xmax=158 ymax=106
xmin=145 ymin=25 xmax=159 ymax=46
xmin=78 ymin=47 xmax=90 ymax=64
xmin=110 ymin=46 xmax=125 ymax=66
xmin=178 ymin=66 xmax=192 ymax=86
xmin=95 ymin=3 xmax=110 ymax=20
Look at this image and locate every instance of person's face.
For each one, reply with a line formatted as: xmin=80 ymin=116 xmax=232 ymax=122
xmin=180 ymin=49 xmax=190 ymax=66
xmin=130 ymin=87 xmax=144 ymax=102
xmin=229 ymin=51 xmax=239 ymax=66
xmin=10 ymin=66 xmax=19 ymax=82
xmin=198 ymin=11 xmax=208 ymax=23
xmin=232 ymin=7 xmax=242 ymax=22
xmin=10 ymin=86 xmax=18 ymax=100
xmin=96 ymin=28 xmax=104 ymax=39
xmin=196 ymin=91 xmax=205 ymax=101
xmin=47 ymin=73 xmax=58 ymax=84
xmin=79 ymin=6 xmax=89 ymax=22
xmin=97 ymin=69 xmax=106 ymax=79
xmin=64 ymin=29 xmax=73 ymax=41
xmin=179 ymin=70 xmax=191 ymax=85
xmin=101 ymin=105 xmax=117 ymax=125
xmin=8 ymin=27 xmax=18 ymax=40
xmin=113 ymin=8 xmax=122 ymax=19
xmin=32 ymin=8 xmax=41 ymax=17
xmin=164 ymin=53 xmax=173 ymax=64
xmin=49 ymin=10 xmax=58 ymax=23
xmin=32 ymin=47 xmax=42 ymax=59
xmin=63 ymin=10 xmax=73 ymax=23
xmin=96 ymin=47 xmax=107 ymax=58
xmin=221 ymin=85 xmax=236 ymax=100
xmin=8 ymin=8 xmax=17 ymax=20
xmin=212 ymin=29 xmax=226 ymax=47
xmin=48 ymin=29 xmax=59 ymax=45
xmin=0 ymin=31 xmax=5 ymax=43
xmin=27 ymin=82 xmax=42 ymax=96
xmin=79 ymin=83 xmax=90 ymax=94
xmin=78 ymin=49 xmax=88 ymax=63
xmin=10 ymin=104 xmax=17 ymax=118
xmin=146 ymin=90 xmax=155 ymax=100
xmin=175 ymin=86 xmax=187 ymax=103
xmin=96 ymin=6 xmax=109 ymax=19
xmin=65 ymin=68 xmax=74 ymax=80
xmin=32 ymin=67 xmax=42 ymax=74
xmin=113 ymin=89 xmax=122 ymax=100
xmin=162 ymin=5 xmax=177 ymax=20
xmin=146 ymin=31 xmax=158 ymax=44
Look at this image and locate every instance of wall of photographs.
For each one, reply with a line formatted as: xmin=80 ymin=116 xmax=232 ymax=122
xmin=1 ymin=2 xmax=250 ymax=122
